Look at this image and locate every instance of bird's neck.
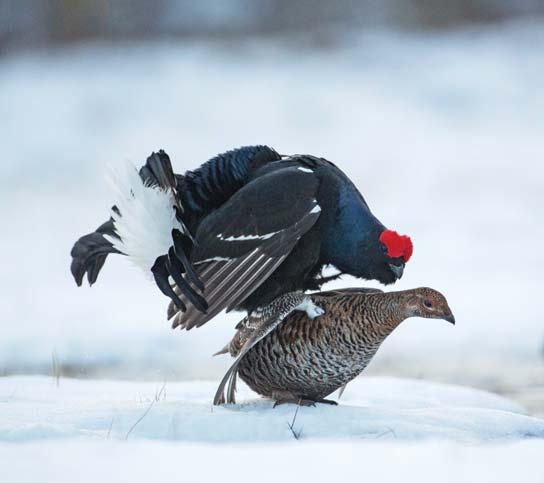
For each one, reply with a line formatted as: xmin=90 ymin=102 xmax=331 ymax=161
xmin=321 ymin=189 xmax=384 ymax=272
xmin=352 ymin=292 xmax=411 ymax=338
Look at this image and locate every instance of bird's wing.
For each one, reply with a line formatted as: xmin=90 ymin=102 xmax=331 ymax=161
xmin=167 ymin=167 xmax=322 ymax=330
xmin=213 ymin=292 xmax=309 ymax=405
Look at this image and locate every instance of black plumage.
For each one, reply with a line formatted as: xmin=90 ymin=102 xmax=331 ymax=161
xmin=70 ymin=146 xmax=413 ymax=329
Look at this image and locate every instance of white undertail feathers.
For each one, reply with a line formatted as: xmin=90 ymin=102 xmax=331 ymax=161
xmin=104 ymin=161 xmax=182 ymax=278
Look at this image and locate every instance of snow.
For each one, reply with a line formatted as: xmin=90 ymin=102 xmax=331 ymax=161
xmin=1 ymin=376 xmax=542 ymax=442
xmin=2 ymin=19 xmax=544 ymax=483
xmin=2 ymin=21 xmax=544 ymax=482
xmin=1 ymin=376 xmax=544 ymax=483
xmin=2 ymin=440 xmax=544 ymax=483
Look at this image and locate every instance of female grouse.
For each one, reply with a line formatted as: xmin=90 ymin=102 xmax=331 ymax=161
xmin=214 ymin=287 xmax=454 ymax=406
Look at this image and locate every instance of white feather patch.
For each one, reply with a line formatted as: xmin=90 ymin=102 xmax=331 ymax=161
xmin=321 ymin=264 xmax=341 ymax=277
xmin=218 ymin=232 xmax=279 ymax=242
xmin=104 ymin=161 xmax=183 ymax=278
xmin=194 ymin=256 xmax=231 ymax=265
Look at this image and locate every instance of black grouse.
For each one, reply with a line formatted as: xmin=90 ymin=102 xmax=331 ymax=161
xmin=70 ymin=146 xmax=413 ymax=329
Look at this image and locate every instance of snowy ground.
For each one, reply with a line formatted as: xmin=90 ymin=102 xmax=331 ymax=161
xmin=1 ymin=376 xmax=544 ymax=482
xmin=2 ymin=19 xmax=544 ymax=482
xmin=4 ymin=376 xmax=543 ymax=442
xmin=3 ymin=439 xmax=544 ymax=483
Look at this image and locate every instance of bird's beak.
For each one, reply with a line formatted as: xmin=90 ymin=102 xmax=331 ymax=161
xmin=388 ymin=262 xmax=404 ymax=280
xmin=444 ymin=313 xmax=456 ymax=325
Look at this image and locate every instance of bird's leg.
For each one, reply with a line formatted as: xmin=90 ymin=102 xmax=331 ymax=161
xmin=273 ymin=397 xmax=338 ymax=407
xmin=271 ymin=391 xmax=316 ymax=407
xmin=273 ymin=398 xmax=316 ymax=408
xmin=294 ymin=296 xmax=325 ymax=319
xmin=271 ymin=391 xmax=338 ymax=407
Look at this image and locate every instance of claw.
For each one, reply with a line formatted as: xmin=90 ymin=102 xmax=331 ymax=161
xmin=316 ymin=398 xmax=338 ymax=406
xmin=274 ymin=399 xmax=316 ymax=408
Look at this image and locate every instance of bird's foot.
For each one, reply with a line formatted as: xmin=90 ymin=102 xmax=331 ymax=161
xmin=295 ymin=296 xmax=325 ymax=320
xmin=314 ymin=398 xmax=338 ymax=406
xmin=271 ymin=390 xmax=316 ymax=407
xmin=271 ymin=391 xmax=338 ymax=407
xmin=273 ymin=398 xmax=316 ymax=408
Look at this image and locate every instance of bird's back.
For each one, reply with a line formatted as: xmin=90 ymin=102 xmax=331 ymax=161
xmin=174 ymin=145 xmax=283 ymax=233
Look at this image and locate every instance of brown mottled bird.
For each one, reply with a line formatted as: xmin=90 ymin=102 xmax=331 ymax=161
xmin=214 ymin=287 xmax=454 ymax=406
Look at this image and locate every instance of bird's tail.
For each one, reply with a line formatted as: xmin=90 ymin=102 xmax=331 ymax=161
xmin=70 ymin=215 xmax=121 ymax=287
xmin=212 ymin=344 xmax=230 ymax=357
xmin=70 ymin=151 xmax=205 ymax=316
xmin=103 ymin=153 xmax=185 ymax=278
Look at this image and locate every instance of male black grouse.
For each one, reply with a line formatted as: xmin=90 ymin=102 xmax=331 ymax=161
xmin=70 ymin=145 xmax=413 ymax=329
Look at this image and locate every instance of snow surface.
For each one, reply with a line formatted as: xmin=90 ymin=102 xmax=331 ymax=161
xmin=2 ymin=21 xmax=544 ymax=482
xmin=1 ymin=376 xmax=544 ymax=483
xmin=2 ymin=439 xmax=544 ymax=483
xmin=1 ymin=376 xmax=542 ymax=442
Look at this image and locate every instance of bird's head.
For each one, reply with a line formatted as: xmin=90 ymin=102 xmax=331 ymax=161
xmin=402 ymin=287 xmax=455 ymax=325
xmin=375 ymin=229 xmax=413 ymax=284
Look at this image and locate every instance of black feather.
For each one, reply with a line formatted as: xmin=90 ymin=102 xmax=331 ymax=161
xmin=151 ymin=255 xmax=186 ymax=312
xmin=167 ymin=247 xmax=208 ymax=312
xmin=139 ymin=150 xmax=177 ymax=189
xmin=70 ymin=217 xmax=120 ymax=286
xmin=172 ymin=229 xmax=203 ymax=291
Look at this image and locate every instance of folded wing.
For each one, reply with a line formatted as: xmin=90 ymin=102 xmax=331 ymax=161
xmin=168 ymin=167 xmax=322 ymax=330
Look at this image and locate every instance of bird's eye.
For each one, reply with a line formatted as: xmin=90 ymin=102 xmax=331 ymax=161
xmin=424 ymin=300 xmax=433 ymax=308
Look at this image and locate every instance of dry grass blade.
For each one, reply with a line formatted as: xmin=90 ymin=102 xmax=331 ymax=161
xmin=286 ymin=402 xmax=303 ymax=440
xmin=125 ymin=383 xmax=166 ymax=440
xmin=51 ymin=350 xmax=61 ymax=387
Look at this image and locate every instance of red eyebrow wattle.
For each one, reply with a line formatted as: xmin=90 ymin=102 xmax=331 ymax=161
xmin=379 ymin=230 xmax=413 ymax=262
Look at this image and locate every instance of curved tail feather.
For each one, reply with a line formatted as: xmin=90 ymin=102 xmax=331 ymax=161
xmin=70 ymin=216 xmax=121 ymax=286
xmin=105 ymin=154 xmax=206 ymax=313
xmin=70 ymin=150 xmax=206 ymax=317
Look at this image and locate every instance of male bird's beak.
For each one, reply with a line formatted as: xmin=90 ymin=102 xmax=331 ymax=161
xmin=444 ymin=313 xmax=456 ymax=325
xmin=388 ymin=262 xmax=404 ymax=280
